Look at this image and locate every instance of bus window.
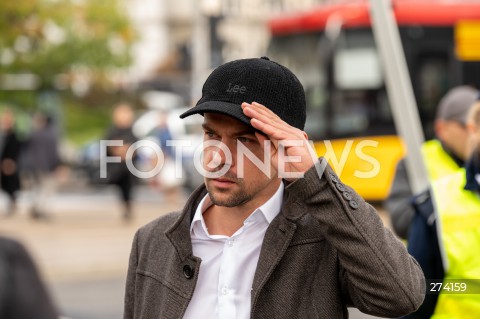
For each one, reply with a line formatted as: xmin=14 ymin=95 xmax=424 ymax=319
xmin=267 ymin=33 xmax=328 ymax=139
xmin=331 ymin=90 xmax=370 ymax=136
xmin=417 ymin=55 xmax=449 ymax=139
xmin=334 ymin=47 xmax=382 ymax=90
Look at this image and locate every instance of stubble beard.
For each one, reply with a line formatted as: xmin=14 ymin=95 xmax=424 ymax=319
xmin=206 ymin=179 xmax=253 ymax=207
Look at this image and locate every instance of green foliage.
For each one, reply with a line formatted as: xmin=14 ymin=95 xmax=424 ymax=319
xmin=1 ymin=0 xmax=136 ymax=146
xmin=0 ymin=0 xmax=134 ymax=89
xmin=0 ymin=91 xmax=37 ymax=110
xmin=63 ymin=96 xmax=113 ymax=146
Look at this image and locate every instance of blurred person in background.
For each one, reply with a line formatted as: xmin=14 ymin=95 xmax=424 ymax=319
xmin=152 ymin=110 xmax=174 ymax=159
xmin=22 ymin=113 xmax=61 ymax=219
xmin=384 ymin=85 xmax=478 ymax=239
xmin=104 ymin=103 xmax=137 ymax=220
xmin=0 ymin=235 xmax=58 ymax=319
xmin=149 ymin=111 xmax=184 ymax=202
xmin=424 ymin=95 xmax=480 ymax=318
xmin=0 ymin=109 xmax=22 ymax=217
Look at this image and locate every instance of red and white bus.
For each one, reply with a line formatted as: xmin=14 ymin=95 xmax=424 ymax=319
xmin=267 ymin=0 xmax=480 ymax=200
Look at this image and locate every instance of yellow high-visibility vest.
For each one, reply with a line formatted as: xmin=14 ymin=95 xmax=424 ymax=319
xmin=422 ymin=139 xmax=462 ymax=181
xmin=431 ymin=170 xmax=480 ymax=318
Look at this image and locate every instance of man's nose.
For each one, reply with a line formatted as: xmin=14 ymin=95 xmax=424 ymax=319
xmin=205 ymin=141 xmax=235 ymax=170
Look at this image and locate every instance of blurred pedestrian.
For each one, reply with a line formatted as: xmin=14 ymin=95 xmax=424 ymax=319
xmin=124 ymin=57 xmax=424 ymax=318
xmin=424 ymin=96 xmax=480 ymax=318
xmin=104 ymin=103 xmax=137 ymax=220
xmin=149 ymin=111 xmax=184 ymax=202
xmin=22 ymin=113 xmax=61 ymax=219
xmin=0 ymin=109 xmax=22 ymax=216
xmin=384 ymin=85 xmax=478 ymax=239
xmin=152 ymin=111 xmax=174 ymax=159
xmin=0 ymin=236 xmax=58 ymax=319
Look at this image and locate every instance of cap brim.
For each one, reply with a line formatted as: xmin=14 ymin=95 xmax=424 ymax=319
xmin=179 ymin=100 xmax=253 ymax=127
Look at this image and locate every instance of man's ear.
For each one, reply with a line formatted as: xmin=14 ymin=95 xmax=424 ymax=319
xmin=466 ymin=120 xmax=477 ymax=136
xmin=434 ymin=120 xmax=446 ymax=141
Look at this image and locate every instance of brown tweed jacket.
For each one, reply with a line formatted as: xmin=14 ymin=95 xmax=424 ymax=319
xmin=124 ymin=160 xmax=425 ymax=318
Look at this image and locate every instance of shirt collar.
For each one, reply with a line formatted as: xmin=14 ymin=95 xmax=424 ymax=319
xmin=256 ymin=181 xmax=284 ymax=224
xmin=190 ymin=181 xmax=284 ymax=232
xmin=190 ymin=195 xmax=212 ymax=233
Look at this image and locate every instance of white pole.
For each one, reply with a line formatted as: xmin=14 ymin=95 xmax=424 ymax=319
xmin=191 ymin=1 xmax=211 ymax=103
xmin=369 ymin=0 xmax=447 ymax=269
xmin=369 ymin=0 xmax=428 ymax=194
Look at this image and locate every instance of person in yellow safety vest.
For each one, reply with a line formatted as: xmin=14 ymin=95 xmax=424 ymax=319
xmin=385 ymin=86 xmax=479 ymax=239
xmin=421 ymin=139 xmax=464 ymax=181
xmin=431 ymin=98 xmax=480 ymax=318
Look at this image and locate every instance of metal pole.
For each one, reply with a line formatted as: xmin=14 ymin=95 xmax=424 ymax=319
xmin=191 ymin=1 xmax=211 ymax=103
xmin=369 ymin=0 xmax=447 ymax=268
xmin=369 ymin=0 xmax=427 ymax=194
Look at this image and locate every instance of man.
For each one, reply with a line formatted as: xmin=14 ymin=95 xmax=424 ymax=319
xmin=0 ymin=109 xmax=22 ymax=216
xmin=124 ymin=57 xmax=425 ymax=318
xmin=427 ymin=97 xmax=480 ymax=318
xmin=104 ymin=103 xmax=137 ymax=220
xmin=385 ymin=86 xmax=478 ymax=239
xmin=21 ymin=113 xmax=61 ymax=219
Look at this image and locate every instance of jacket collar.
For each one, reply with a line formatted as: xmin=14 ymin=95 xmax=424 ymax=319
xmin=464 ymin=149 xmax=480 ymax=193
xmin=251 ymin=204 xmax=298 ymax=310
xmin=165 ymin=184 xmax=207 ymax=262
xmin=440 ymin=139 xmax=464 ymax=168
xmin=165 ymin=180 xmax=302 ymax=298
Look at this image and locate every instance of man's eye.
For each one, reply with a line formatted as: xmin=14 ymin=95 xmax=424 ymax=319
xmin=205 ymin=132 xmax=215 ymax=138
xmin=237 ymin=137 xmax=250 ymax=143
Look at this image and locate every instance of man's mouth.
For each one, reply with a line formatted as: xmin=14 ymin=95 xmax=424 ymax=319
xmin=210 ymin=178 xmax=236 ymax=187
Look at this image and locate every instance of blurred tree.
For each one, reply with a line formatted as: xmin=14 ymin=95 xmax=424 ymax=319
xmin=0 ymin=0 xmax=134 ymax=93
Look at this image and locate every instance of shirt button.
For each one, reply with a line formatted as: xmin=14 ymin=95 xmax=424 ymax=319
xmin=227 ymin=240 xmax=233 ymax=247
xmin=183 ymin=265 xmax=194 ymax=279
xmin=222 ymin=287 xmax=228 ymax=295
xmin=336 ymin=183 xmax=346 ymax=192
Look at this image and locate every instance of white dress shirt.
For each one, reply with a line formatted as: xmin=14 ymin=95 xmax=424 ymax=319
xmin=183 ymin=182 xmax=284 ymax=319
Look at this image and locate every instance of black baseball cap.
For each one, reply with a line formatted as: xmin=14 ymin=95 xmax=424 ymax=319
xmin=180 ymin=57 xmax=306 ymax=130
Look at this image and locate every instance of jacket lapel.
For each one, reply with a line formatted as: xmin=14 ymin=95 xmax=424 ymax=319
xmin=166 ymin=185 xmax=207 ymax=260
xmin=161 ymin=185 xmax=207 ymax=311
xmin=251 ymin=211 xmax=297 ymax=309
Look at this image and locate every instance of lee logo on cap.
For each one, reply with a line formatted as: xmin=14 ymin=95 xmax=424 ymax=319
xmin=226 ymin=83 xmax=247 ymax=94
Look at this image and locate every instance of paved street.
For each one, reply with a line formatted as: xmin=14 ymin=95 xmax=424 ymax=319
xmin=0 ymin=184 xmax=387 ymax=319
xmin=0 ymin=184 xmax=183 ymax=319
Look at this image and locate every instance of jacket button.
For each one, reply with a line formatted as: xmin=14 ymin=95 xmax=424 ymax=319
xmin=336 ymin=183 xmax=346 ymax=192
xmin=343 ymin=191 xmax=352 ymax=200
xmin=330 ymin=174 xmax=338 ymax=183
xmin=349 ymin=200 xmax=359 ymax=209
xmin=183 ymin=265 xmax=194 ymax=279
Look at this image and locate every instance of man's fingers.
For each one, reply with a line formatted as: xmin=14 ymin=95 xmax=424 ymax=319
xmin=243 ymin=102 xmax=282 ymax=123
xmin=243 ymin=102 xmax=308 ymax=154
xmin=255 ymin=131 xmax=279 ymax=153
xmin=251 ymin=118 xmax=297 ymax=143
xmin=243 ymin=104 xmax=300 ymax=137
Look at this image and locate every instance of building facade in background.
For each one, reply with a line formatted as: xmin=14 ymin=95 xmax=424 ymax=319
xmin=126 ymin=0 xmax=324 ymax=103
